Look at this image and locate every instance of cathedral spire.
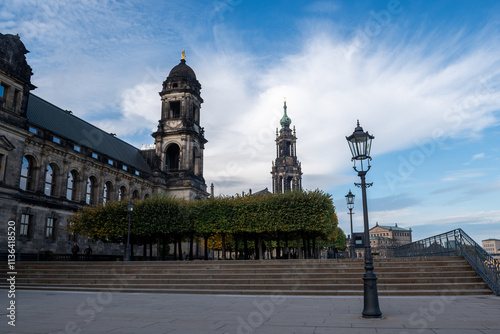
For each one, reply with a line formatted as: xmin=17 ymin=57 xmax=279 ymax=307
xmin=280 ymin=100 xmax=292 ymax=129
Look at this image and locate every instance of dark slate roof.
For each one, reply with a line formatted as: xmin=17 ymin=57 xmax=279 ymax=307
xmin=168 ymin=59 xmax=197 ymax=80
xmin=26 ymin=94 xmax=152 ymax=174
xmin=252 ymin=188 xmax=270 ymax=195
xmin=376 ymin=225 xmax=411 ymax=231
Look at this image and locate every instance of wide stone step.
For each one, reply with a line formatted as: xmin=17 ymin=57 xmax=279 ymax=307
xmin=4 ymin=256 xmax=492 ymax=296
xmin=5 ymin=270 xmax=478 ymax=280
xmin=10 ymin=275 xmax=484 ymax=285
xmin=9 ymin=284 xmax=492 ymax=296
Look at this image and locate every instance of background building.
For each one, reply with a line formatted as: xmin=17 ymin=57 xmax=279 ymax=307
xmin=348 ymin=223 xmax=413 ymax=258
xmin=482 ymin=239 xmax=500 ymax=259
xmin=271 ymin=101 xmax=302 ymax=193
xmin=0 ymin=33 xmax=208 ymax=256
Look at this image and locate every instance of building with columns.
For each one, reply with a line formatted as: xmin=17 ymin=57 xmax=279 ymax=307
xmin=271 ymin=101 xmax=302 ymax=193
xmin=0 ymin=33 xmax=208 ymax=256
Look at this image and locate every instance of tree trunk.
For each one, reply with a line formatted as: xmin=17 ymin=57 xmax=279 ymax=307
xmin=285 ymin=234 xmax=289 ymax=259
xmin=276 ymin=231 xmax=281 ymax=259
xmin=189 ymin=233 xmax=194 ymax=261
xmin=204 ymin=235 xmax=209 ymax=260
xmin=177 ymin=237 xmax=182 ymax=261
xmin=173 ymin=238 xmax=177 ymax=259
xmin=222 ymin=233 xmax=226 ymax=260
xmin=234 ymin=235 xmax=239 ymax=260
xmin=244 ymin=237 xmax=249 ymax=260
xmin=302 ymin=233 xmax=308 ymax=259
xmin=161 ymin=237 xmax=166 ymax=261
xmin=312 ymin=237 xmax=317 ymax=259
xmin=258 ymin=235 xmax=263 ymax=260
xmin=296 ymin=232 xmax=303 ymax=259
xmin=254 ymin=235 xmax=259 ymax=260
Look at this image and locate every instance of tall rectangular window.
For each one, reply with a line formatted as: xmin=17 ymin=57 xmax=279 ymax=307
xmin=12 ymin=89 xmax=20 ymax=112
xmin=45 ymin=218 xmax=56 ymax=240
xmin=19 ymin=214 xmax=32 ymax=238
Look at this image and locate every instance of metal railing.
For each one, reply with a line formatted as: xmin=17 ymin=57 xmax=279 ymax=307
xmin=394 ymin=228 xmax=500 ymax=295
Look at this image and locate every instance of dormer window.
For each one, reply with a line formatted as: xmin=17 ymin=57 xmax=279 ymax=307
xmin=52 ymin=136 xmax=61 ymax=144
xmin=108 ymin=159 xmax=114 ymax=166
xmin=29 ymin=127 xmax=37 ymax=134
xmin=73 ymin=145 xmax=80 ymax=152
xmin=91 ymin=152 xmax=98 ymax=159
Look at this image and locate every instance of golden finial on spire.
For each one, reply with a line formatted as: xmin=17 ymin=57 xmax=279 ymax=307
xmin=284 ymin=97 xmax=286 ymax=105
xmin=181 ymin=49 xmax=186 ymax=60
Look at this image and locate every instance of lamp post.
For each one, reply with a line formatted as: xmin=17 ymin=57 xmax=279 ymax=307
xmin=345 ymin=189 xmax=355 ymax=259
xmin=346 ymin=120 xmax=382 ymax=319
xmin=126 ymin=200 xmax=134 ymax=261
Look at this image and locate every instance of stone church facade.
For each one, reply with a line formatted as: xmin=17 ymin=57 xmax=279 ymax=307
xmin=0 ymin=33 xmax=208 ymax=256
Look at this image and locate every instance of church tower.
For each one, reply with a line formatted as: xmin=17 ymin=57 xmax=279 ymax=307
xmin=271 ymin=101 xmax=302 ymax=193
xmin=151 ymin=51 xmax=208 ymax=199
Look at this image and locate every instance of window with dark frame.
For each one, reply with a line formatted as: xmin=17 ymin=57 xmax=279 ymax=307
xmin=45 ymin=217 xmax=56 ymax=240
xmin=44 ymin=164 xmax=55 ymax=196
xmin=20 ymin=156 xmax=33 ymax=191
xmin=19 ymin=214 xmax=32 ymax=238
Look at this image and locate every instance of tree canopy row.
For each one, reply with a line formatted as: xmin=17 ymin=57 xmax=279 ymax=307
xmin=68 ymin=190 xmax=344 ymax=260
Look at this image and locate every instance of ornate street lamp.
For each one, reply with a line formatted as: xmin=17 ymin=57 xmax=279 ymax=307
xmin=126 ymin=200 xmax=134 ymax=261
xmin=346 ymin=120 xmax=382 ymax=318
xmin=345 ymin=189 xmax=355 ymax=259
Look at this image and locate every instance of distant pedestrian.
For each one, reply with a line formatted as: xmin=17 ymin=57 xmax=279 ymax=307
xmin=84 ymin=245 xmax=92 ymax=260
xmin=71 ymin=243 xmax=80 ymax=261
xmin=182 ymin=251 xmax=187 ymax=261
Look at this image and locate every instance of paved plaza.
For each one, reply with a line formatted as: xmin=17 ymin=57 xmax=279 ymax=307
xmin=1 ymin=290 xmax=499 ymax=334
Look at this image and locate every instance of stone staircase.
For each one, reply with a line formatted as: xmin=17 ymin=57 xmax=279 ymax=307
xmin=1 ymin=256 xmax=493 ymax=296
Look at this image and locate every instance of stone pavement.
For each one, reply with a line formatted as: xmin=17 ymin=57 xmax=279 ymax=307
xmin=1 ymin=290 xmax=499 ymax=334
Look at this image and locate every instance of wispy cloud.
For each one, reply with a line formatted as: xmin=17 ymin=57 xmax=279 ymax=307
xmin=441 ymin=169 xmax=486 ymax=182
xmin=464 ymin=152 xmax=485 ymax=165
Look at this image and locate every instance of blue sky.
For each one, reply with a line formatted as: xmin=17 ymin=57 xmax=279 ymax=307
xmin=2 ymin=0 xmax=500 ymax=244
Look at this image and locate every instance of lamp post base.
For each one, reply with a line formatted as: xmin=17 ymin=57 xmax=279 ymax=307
xmin=362 ymin=275 xmax=382 ymax=318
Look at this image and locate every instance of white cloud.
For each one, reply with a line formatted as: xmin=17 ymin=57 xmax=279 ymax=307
xmin=5 ymin=1 xmax=500 ymax=200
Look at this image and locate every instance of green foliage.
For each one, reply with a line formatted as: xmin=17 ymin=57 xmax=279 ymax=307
xmin=67 ymin=190 xmax=338 ymax=245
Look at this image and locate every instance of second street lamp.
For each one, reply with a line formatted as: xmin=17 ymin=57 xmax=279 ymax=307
xmin=345 ymin=189 xmax=355 ymax=259
xmin=126 ymin=200 xmax=134 ymax=261
xmin=346 ymin=120 xmax=382 ymax=319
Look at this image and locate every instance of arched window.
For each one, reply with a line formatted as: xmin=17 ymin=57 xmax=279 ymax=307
xmin=166 ymin=144 xmax=180 ymax=172
xmin=118 ymin=186 xmax=126 ymax=201
xmin=132 ymin=190 xmax=139 ymax=199
xmin=103 ymin=181 xmax=113 ymax=204
xmin=144 ymin=193 xmax=150 ymax=200
xmin=20 ymin=156 xmax=35 ymax=191
xmin=66 ymin=170 xmax=78 ymax=201
xmin=44 ymin=164 xmax=56 ymax=196
xmin=85 ymin=176 xmax=97 ymax=205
